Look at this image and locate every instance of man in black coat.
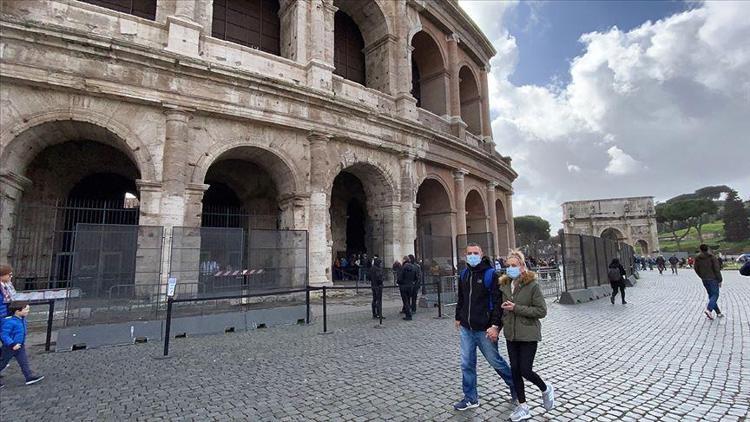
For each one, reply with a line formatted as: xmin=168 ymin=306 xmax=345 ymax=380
xmin=398 ymin=256 xmax=419 ymax=320
xmin=368 ymin=256 xmax=385 ymax=319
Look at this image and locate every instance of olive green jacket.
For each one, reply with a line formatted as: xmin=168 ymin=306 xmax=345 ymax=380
xmin=498 ymin=271 xmax=547 ymax=342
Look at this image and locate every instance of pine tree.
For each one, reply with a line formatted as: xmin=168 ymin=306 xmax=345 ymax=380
xmin=722 ymin=190 xmax=750 ymax=242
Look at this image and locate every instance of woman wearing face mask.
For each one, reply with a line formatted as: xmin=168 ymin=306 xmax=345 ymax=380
xmin=498 ymin=250 xmax=554 ymax=421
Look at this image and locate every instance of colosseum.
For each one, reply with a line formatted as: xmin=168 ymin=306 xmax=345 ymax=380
xmin=0 ymin=0 xmax=516 ymax=294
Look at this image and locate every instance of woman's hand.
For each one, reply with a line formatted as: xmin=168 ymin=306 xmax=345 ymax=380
xmin=501 ymin=301 xmax=515 ymax=312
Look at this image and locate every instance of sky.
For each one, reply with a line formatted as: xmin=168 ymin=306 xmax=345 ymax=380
xmin=458 ymin=0 xmax=750 ymax=231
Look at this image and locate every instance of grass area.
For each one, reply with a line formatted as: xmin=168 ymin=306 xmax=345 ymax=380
xmin=659 ymin=220 xmax=750 ymax=253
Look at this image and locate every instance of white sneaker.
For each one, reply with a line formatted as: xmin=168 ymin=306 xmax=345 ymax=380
xmin=510 ymin=403 xmax=532 ymax=421
xmin=542 ymin=383 xmax=555 ymax=410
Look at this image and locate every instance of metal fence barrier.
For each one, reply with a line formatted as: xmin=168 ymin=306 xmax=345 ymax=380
xmin=561 ymin=233 xmax=635 ymax=292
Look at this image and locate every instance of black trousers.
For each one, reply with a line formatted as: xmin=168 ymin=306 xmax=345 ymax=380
xmin=506 ymin=341 xmax=547 ymax=404
xmin=399 ymin=287 xmax=412 ymax=318
xmin=611 ymin=281 xmax=625 ymax=303
xmin=410 ymin=284 xmax=419 ymax=312
xmin=371 ymin=286 xmax=383 ymax=317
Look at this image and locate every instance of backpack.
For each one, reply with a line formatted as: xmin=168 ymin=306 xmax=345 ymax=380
xmin=400 ymin=263 xmax=418 ymax=285
xmin=607 ymin=267 xmax=622 ymax=282
xmin=460 ymin=267 xmax=497 ymax=311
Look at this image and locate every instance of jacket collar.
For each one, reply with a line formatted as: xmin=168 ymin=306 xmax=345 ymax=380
xmin=500 ymin=271 xmax=536 ymax=286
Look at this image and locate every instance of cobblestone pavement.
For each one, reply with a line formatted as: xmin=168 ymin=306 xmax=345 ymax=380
xmin=1 ymin=270 xmax=748 ymax=421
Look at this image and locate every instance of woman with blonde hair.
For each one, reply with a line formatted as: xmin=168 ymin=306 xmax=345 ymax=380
xmin=496 ymin=250 xmax=554 ymax=421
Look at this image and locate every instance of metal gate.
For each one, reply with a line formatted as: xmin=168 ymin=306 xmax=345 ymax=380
xmin=10 ymin=199 xmax=139 ymax=290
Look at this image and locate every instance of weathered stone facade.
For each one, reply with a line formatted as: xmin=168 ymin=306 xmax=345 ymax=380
xmin=562 ymin=197 xmax=660 ymax=255
xmin=0 ymin=0 xmax=516 ymax=287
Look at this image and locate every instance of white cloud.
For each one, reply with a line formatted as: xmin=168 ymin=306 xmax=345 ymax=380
xmin=605 ymin=146 xmax=642 ymax=175
xmin=462 ymin=1 xmax=750 ymax=230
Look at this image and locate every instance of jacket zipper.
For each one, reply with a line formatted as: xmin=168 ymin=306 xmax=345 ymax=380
xmin=467 ymin=273 xmax=473 ymax=330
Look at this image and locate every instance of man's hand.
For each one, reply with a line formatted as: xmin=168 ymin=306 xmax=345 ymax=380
xmin=485 ymin=326 xmax=499 ymax=342
xmin=12 ymin=344 xmax=21 ymax=351
xmin=455 ymin=320 xmax=461 ymax=331
xmin=501 ymin=301 xmax=515 ymax=312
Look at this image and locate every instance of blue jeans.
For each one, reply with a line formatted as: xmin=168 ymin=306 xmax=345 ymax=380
xmin=702 ymin=280 xmax=721 ymax=313
xmin=460 ymin=326 xmax=515 ymax=402
xmin=0 ymin=345 xmax=33 ymax=381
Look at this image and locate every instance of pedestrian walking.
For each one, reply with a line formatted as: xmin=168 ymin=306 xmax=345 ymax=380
xmin=694 ymin=244 xmax=724 ymax=320
xmin=656 ymin=255 xmax=666 ymax=275
xmin=668 ymin=255 xmax=679 ymax=275
xmin=0 ymin=265 xmax=16 ymax=319
xmin=0 ymin=301 xmax=45 ymax=389
xmin=368 ymin=257 xmax=385 ymax=319
xmin=607 ymin=258 xmax=627 ymax=305
xmin=740 ymin=260 xmax=750 ymax=276
xmin=408 ymin=254 xmax=421 ymax=313
xmin=497 ymin=250 xmax=554 ymax=421
xmin=398 ymin=256 xmax=419 ymax=320
xmin=452 ymin=243 xmax=516 ymax=411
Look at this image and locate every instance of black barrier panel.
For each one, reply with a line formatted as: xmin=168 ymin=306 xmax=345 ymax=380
xmin=417 ymin=234 xmax=455 ymax=298
xmin=595 ymin=237 xmax=608 ymax=285
xmin=66 ymin=224 xmax=164 ymax=326
xmin=581 ymin=235 xmax=598 ymax=286
xmin=456 ymin=232 xmax=495 ymax=274
xmin=561 ymin=234 xmax=585 ymax=291
xmin=248 ymin=229 xmax=309 ymax=290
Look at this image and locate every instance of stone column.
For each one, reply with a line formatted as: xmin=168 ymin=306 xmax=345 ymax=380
xmin=279 ymin=193 xmax=310 ymax=230
xmin=135 ymin=180 xmax=163 ymax=227
xmin=165 ymin=0 xmax=202 ymax=57
xmin=453 ymin=169 xmax=468 ymax=236
xmin=480 ymin=66 xmax=495 ymax=152
xmin=506 ymin=191 xmax=516 ymax=249
xmin=308 ymin=131 xmax=333 ymax=286
xmin=0 ymin=172 xmax=31 ymax=263
xmin=400 ymin=154 xmax=417 ymax=259
xmin=446 ymin=34 xmax=466 ymax=138
xmin=306 ymin=0 xmax=337 ymax=91
xmin=184 ymin=183 xmax=209 ymax=228
xmin=161 ymin=106 xmax=193 ymax=227
xmin=487 ymin=181 xmax=499 ymax=258
xmin=279 ymin=0 xmax=309 ymax=62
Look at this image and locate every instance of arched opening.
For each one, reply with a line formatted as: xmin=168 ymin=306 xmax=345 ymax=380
xmin=10 ymin=133 xmax=142 ymax=290
xmin=333 ymin=10 xmax=366 ymax=85
xmin=212 ymin=0 xmax=281 ymax=55
xmin=636 ymin=239 xmax=649 ymax=256
xmin=465 ymin=189 xmax=488 ymax=234
xmin=495 ymin=199 xmax=510 ymax=257
xmin=194 ymin=146 xmax=298 ymax=293
xmin=601 ymin=227 xmax=626 ymax=242
xmin=332 ymin=0 xmax=391 ymax=92
xmin=411 ymin=31 xmax=448 ymax=116
xmin=79 ymin=0 xmax=156 ymax=20
xmin=459 ymin=66 xmax=482 ymax=135
xmin=329 ymin=162 xmax=395 ymax=281
xmin=416 ymin=178 xmax=454 ymax=275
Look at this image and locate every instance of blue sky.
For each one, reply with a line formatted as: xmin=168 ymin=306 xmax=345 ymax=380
xmin=507 ymin=1 xmax=691 ymax=86
xmin=459 ymin=1 xmax=750 ymax=230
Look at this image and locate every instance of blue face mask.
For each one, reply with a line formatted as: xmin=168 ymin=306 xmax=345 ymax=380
xmin=466 ymin=254 xmax=482 ymax=267
xmin=506 ymin=266 xmax=521 ymax=279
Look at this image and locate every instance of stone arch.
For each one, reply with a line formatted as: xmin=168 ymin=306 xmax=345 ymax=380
xmin=495 ymin=198 xmax=510 ymax=257
xmin=416 ymin=173 xmax=455 ymax=211
xmin=333 ymin=0 xmax=393 ymax=93
xmin=458 ymin=65 xmax=482 ymax=135
xmin=636 ymin=239 xmax=649 ymax=255
xmin=465 ymin=188 xmax=488 ymax=234
xmin=410 ymin=30 xmax=449 ymax=116
xmin=324 ymin=154 xmax=399 ymax=204
xmin=601 ymin=227 xmax=626 ymax=242
xmin=0 ymin=110 xmax=156 ymax=181
xmin=191 ymin=139 xmax=304 ymax=195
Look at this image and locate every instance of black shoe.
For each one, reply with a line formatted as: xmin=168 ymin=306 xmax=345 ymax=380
xmin=378 ymin=316 xmax=386 ymax=320
xmin=610 ymin=296 xmax=615 ymax=304
xmin=372 ymin=315 xmax=379 ymax=319
xmin=622 ymin=301 xmax=627 ymax=305
xmin=25 ymin=376 xmax=44 ymax=385
xmin=403 ymin=317 xmax=412 ymax=321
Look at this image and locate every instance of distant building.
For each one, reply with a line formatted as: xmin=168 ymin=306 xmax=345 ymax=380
xmin=562 ymin=197 xmax=659 ymax=255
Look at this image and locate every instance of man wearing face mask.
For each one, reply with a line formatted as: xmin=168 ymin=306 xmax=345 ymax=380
xmin=452 ymin=243 xmax=516 ymax=411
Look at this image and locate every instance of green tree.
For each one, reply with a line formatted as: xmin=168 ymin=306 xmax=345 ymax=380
xmin=514 ymin=215 xmax=551 ymax=248
xmin=656 ymin=202 xmax=691 ymax=250
xmin=678 ymin=199 xmax=718 ymax=243
xmin=723 ymin=190 xmax=750 ymax=241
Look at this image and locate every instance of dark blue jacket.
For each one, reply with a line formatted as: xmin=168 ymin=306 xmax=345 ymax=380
xmin=1 ymin=315 xmax=26 ymax=347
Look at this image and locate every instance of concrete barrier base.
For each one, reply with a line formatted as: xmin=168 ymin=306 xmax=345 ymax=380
xmin=559 ymin=286 xmax=611 ymax=305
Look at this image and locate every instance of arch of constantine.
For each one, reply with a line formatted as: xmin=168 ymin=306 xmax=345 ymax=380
xmin=561 ymin=197 xmax=660 ymax=255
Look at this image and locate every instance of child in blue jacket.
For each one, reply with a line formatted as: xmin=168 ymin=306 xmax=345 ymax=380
xmin=0 ymin=301 xmax=44 ymax=389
